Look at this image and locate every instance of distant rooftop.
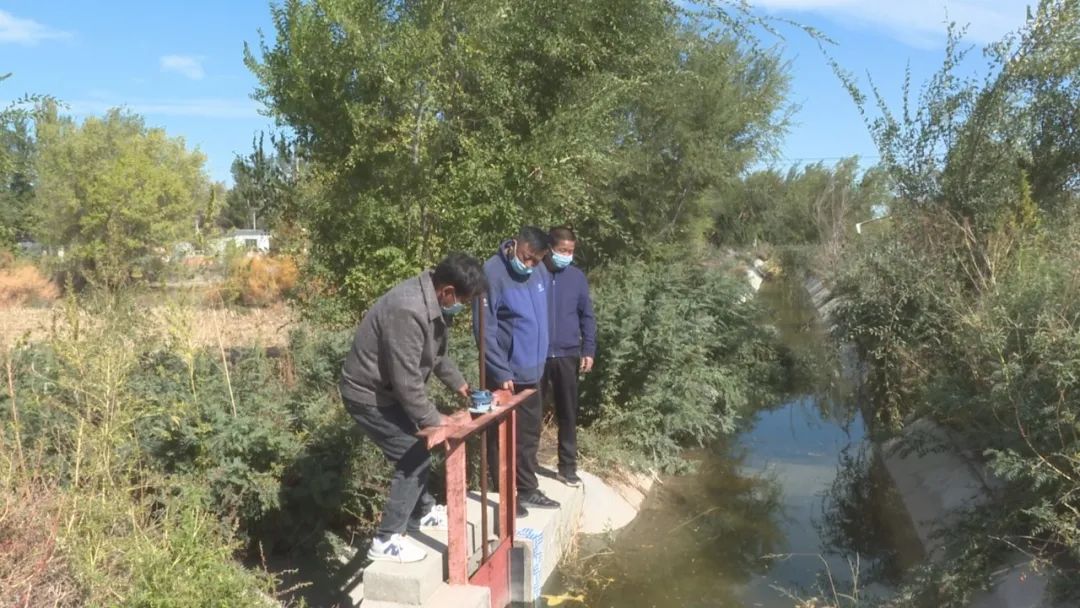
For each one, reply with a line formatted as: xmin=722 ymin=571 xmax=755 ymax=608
xmin=230 ymin=229 xmax=270 ymax=237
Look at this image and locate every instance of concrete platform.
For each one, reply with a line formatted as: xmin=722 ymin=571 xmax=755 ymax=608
xmin=358 ymin=472 xmax=585 ymax=607
xmin=362 ymin=583 xmax=489 ymax=608
xmin=512 ymin=473 xmax=585 ymax=603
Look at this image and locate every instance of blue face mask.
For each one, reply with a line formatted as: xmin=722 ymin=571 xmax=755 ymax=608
xmin=510 ymin=247 xmax=533 ymax=277
xmin=442 ymin=301 xmax=465 ymax=316
xmin=551 ymin=252 xmax=573 ymax=269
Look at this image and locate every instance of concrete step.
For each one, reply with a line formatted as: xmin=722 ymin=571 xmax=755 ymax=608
xmin=362 ymin=489 xmax=514 ymax=606
xmin=361 ymin=471 xmax=585 ymax=606
xmin=362 ymin=540 xmax=445 ymax=606
xmin=363 ymin=582 xmax=490 ymax=608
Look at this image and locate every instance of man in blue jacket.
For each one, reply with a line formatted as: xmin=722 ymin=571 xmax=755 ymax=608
xmin=476 ymin=226 xmax=561 ymax=513
xmin=542 ymin=226 xmax=597 ymax=487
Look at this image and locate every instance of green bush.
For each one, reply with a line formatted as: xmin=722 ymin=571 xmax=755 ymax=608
xmin=833 ymin=223 xmax=1080 ymax=602
xmin=829 ymin=227 xmax=960 ymax=431
xmin=0 ymin=294 xmax=391 ymax=604
xmin=68 ymin=487 xmax=280 ymax=608
xmin=577 ymin=250 xmax=785 ymax=472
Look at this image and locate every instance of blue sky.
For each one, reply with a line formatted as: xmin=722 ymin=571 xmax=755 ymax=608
xmin=1 ymin=1 xmax=1034 ymax=183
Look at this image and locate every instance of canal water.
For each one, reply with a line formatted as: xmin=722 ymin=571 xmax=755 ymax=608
xmin=552 ymin=278 xmax=923 ymax=607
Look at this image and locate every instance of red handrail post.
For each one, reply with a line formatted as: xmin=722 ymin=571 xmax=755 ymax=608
xmin=499 ymin=407 xmax=515 ymax=538
xmin=445 ymin=436 xmax=469 ymax=584
xmin=416 ymin=389 xmax=531 ymax=607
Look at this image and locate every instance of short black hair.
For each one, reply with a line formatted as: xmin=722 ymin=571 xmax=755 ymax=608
xmin=517 ymin=226 xmax=550 ymax=252
xmin=549 ymin=225 xmax=576 ymax=246
xmin=433 ymin=252 xmax=488 ymax=297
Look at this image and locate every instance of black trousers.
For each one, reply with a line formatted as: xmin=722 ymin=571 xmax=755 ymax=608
xmin=544 ymin=357 xmax=580 ymax=475
xmin=345 ymin=399 xmax=435 ymax=539
xmin=486 ymin=382 xmax=543 ymax=494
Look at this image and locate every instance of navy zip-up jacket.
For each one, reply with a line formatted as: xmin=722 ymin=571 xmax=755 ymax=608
xmin=546 ymin=264 xmax=597 ymax=359
xmin=474 ymin=240 xmax=550 ymax=385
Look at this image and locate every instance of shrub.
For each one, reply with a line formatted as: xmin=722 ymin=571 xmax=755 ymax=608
xmin=830 ymin=207 xmax=1080 ymax=601
xmin=221 ymin=255 xmax=299 ymax=307
xmin=829 ymin=226 xmax=959 ymax=430
xmin=0 ymin=257 xmax=59 ymax=307
xmin=577 ymin=249 xmax=784 ymax=472
xmin=66 ymin=486 xmax=280 ymax=608
xmin=0 ymin=294 xmax=390 ymax=602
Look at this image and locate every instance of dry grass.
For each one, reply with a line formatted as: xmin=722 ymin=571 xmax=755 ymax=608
xmin=0 ymin=480 xmax=82 ymax=607
xmin=220 ymin=255 xmax=299 ymax=307
xmin=1 ymin=304 xmax=298 ymax=351
xmin=0 ymin=263 xmax=59 ymax=309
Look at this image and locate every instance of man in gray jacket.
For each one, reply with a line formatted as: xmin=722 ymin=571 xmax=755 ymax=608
xmin=341 ymin=252 xmax=487 ymax=563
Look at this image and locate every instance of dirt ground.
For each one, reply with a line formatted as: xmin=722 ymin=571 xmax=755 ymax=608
xmin=1 ymin=304 xmax=299 ymax=351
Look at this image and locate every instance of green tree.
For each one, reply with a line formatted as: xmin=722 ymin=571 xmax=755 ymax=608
xmin=0 ymin=74 xmax=41 ymax=249
xmin=246 ymin=0 xmax=789 ymax=314
xmin=827 ymin=1 xmax=1080 ymax=600
xmin=713 ymin=158 xmax=890 ymax=249
xmin=35 ymin=107 xmax=208 ymax=287
xmin=219 ymin=132 xmax=301 ymax=232
xmin=836 ymin=0 xmax=1080 ymax=290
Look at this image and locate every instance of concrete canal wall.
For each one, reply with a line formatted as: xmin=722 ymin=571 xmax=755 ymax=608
xmin=804 ymin=274 xmax=1059 ymax=608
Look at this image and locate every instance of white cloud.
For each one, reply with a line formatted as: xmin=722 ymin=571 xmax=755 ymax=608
xmin=66 ymin=98 xmax=260 ymax=119
xmin=0 ymin=10 xmax=71 ymax=45
xmin=160 ymin=55 xmax=206 ymax=80
xmin=752 ymin=0 xmax=1032 ymax=46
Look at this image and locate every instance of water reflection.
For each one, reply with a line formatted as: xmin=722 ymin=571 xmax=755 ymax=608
xmin=559 ymin=278 xmax=923 ymax=607
xmin=581 ymin=443 xmax=785 ymax=607
xmin=816 ymin=443 xmax=924 ymax=588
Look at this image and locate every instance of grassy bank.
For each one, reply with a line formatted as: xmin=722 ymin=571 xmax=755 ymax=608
xmin=1 ymin=294 xmax=381 ymax=605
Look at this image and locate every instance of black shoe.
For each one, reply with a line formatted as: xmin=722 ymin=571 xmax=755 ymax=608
xmin=516 ymin=502 xmax=528 ymax=518
xmin=519 ymin=490 xmax=560 ymax=509
xmin=556 ymin=471 xmax=582 ymax=488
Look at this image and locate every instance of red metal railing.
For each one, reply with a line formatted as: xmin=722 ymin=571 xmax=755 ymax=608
xmin=417 ymin=388 xmax=532 ymax=608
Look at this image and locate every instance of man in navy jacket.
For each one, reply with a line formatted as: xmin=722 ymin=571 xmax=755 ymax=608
xmin=476 ymin=226 xmax=561 ymax=512
xmin=542 ymin=226 xmax=597 ymax=487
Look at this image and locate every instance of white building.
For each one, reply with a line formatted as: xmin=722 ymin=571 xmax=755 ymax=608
xmin=217 ymin=229 xmax=272 ymax=253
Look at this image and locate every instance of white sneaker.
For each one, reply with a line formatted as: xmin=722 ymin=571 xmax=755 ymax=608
xmin=415 ymin=504 xmax=449 ymax=531
xmin=367 ymin=534 xmax=426 ymax=563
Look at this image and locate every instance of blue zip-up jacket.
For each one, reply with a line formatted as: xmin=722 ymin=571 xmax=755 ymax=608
xmin=546 ymin=264 xmax=597 ymax=359
xmin=474 ymin=240 xmax=550 ymax=385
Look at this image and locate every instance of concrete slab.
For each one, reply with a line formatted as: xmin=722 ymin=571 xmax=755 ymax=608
xmin=578 ymin=470 xmax=649 ymax=535
xmin=362 ymin=539 xmax=444 ymax=605
xmin=363 ymin=583 xmax=490 ymax=608
xmin=881 ymin=418 xmax=989 ymax=556
xmin=512 ymin=474 xmax=585 ymax=602
xmin=746 ymin=267 xmax=764 ymax=292
xmin=879 ymin=419 xmax=1061 ymax=607
xmin=361 ymin=474 xmax=584 ymax=607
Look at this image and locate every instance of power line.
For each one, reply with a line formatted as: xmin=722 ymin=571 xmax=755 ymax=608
xmin=774 ymin=154 xmax=883 ymax=162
